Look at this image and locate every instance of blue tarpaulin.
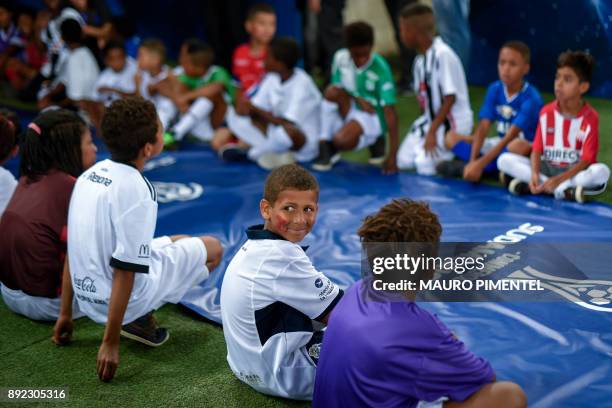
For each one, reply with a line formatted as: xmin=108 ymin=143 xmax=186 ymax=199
xmin=140 ymin=147 xmax=612 ymax=408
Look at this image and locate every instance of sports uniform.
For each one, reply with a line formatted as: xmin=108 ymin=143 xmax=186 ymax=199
xmin=220 ymin=225 xmax=343 ymax=400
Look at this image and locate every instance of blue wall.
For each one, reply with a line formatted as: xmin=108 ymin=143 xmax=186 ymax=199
xmin=469 ymin=0 xmax=612 ymax=98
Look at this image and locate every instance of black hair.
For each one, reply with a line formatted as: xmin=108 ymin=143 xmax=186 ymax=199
xmin=344 ymin=21 xmax=374 ymax=48
xmin=0 ymin=115 xmax=16 ymax=163
xmin=247 ymin=3 xmax=275 ymax=20
xmin=101 ymin=96 xmax=159 ymax=163
xmin=557 ymin=50 xmax=595 ymax=83
xmin=19 ymin=109 xmax=87 ymax=180
xmin=60 ymin=17 xmax=82 ymax=44
xmin=269 ymin=37 xmax=300 ymax=69
xmin=186 ymin=39 xmax=214 ymax=68
xmin=501 ymin=41 xmax=531 ymax=64
xmin=110 ymin=15 xmax=136 ymax=39
xmin=102 ymin=39 xmax=125 ymax=58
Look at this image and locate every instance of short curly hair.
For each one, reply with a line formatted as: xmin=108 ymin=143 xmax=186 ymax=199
xmin=358 ymin=198 xmax=442 ymax=243
xmin=264 ymin=164 xmax=319 ymax=204
xmin=101 ymin=96 xmax=159 ymax=163
xmin=344 ymin=21 xmax=374 ymax=48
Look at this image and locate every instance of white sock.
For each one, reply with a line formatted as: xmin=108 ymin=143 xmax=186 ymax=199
xmin=173 ymin=98 xmax=213 ymax=140
xmin=320 ymin=100 xmax=339 ymax=142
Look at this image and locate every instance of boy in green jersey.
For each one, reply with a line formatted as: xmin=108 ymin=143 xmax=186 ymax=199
xmin=312 ymin=21 xmax=399 ymax=175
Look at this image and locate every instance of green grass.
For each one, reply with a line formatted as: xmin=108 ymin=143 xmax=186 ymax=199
xmin=1 ymin=88 xmax=611 ymax=408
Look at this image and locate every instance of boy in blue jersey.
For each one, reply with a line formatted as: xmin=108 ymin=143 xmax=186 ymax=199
xmin=437 ymin=41 xmax=543 ymax=183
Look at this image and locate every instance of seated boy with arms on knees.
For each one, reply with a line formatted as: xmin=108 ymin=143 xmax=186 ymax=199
xmin=313 ymin=199 xmax=527 ymax=408
xmin=134 ymin=38 xmax=176 ymax=131
xmin=220 ymin=164 xmax=343 ymax=400
xmin=498 ymin=51 xmax=610 ymax=203
xmin=232 ymin=3 xmax=276 ymax=95
xmin=214 ymin=37 xmax=321 ymax=170
xmin=437 ymin=41 xmax=543 ymax=182
xmin=159 ymin=40 xmax=234 ymax=147
xmin=53 ymin=97 xmax=223 ymax=382
xmin=396 ymin=3 xmax=473 ymax=175
xmin=87 ymin=41 xmax=138 ymax=132
xmin=312 ymin=21 xmax=399 ymax=174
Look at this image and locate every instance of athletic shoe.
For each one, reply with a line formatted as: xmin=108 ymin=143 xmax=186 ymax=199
xmin=436 ymin=160 xmax=465 ymax=178
xmin=368 ymin=136 xmax=386 ymax=165
xmin=256 ymin=152 xmax=295 ymax=170
xmin=508 ymin=178 xmax=530 ymax=196
xmin=219 ymin=143 xmax=249 ymax=162
xmin=564 ymin=186 xmax=585 ymax=203
xmin=499 ymin=171 xmax=512 ymax=187
xmin=163 ymin=132 xmax=178 ymax=151
xmin=120 ymin=312 xmax=169 ymax=347
xmin=312 ymin=141 xmax=340 ymax=171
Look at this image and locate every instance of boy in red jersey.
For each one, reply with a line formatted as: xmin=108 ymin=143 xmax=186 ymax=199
xmin=498 ymin=51 xmax=609 ymax=203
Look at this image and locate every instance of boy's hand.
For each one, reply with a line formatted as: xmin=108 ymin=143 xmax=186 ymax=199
xmin=382 ymin=154 xmax=398 ymax=175
xmin=52 ymin=315 xmax=73 ymax=345
xmin=424 ymin=130 xmax=438 ymax=157
xmin=463 ymin=159 xmax=484 ymax=182
xmin=529 ymin=174 xmax=541 ymax=194
xmin=541 ymin=175 xmax=562 ymax=194
xmin=97 ymin=340 xmax=120 ymax=382
xmin=355 ymin=97 xmax=376 ymax=114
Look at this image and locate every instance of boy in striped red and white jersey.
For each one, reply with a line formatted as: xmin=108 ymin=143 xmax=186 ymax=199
xmin=498 ymin=51 xmax=609 ymax=203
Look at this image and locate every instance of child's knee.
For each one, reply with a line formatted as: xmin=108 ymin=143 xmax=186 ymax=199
xmin=496 ymin=152 xmax=513 ymax=173
xmin=507 ymin=138 xmax=531 ymax=156
xmin=200 ymin=236 xmax=223 ymax=269
xmin=591 ymin=163 xmax=611 ymax=183
xmin=492 ymin=382 xmax=527 ymax=408
xmin=323 ymin=85 xmax=344 ymax=101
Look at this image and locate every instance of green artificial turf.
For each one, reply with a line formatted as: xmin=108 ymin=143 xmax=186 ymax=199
xmin=1 ymin=87 xmax=611 ymax=408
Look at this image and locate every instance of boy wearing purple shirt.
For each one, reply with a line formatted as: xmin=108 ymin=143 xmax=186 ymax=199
xmin=313 ymin=199 xmax=527 ymax=408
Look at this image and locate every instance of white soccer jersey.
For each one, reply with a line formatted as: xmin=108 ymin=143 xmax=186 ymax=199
xmin=413 ymin=36 xmax=473 ymax=132
xmin=220 ymin=225 xmax=343 ymax=400
xmin=252 ymin=68 xmax=322 ymax=144
xmin=57 ymin=46 xmax=100 ymax=101
xmin=138 ymin=65 xmax=170 ymax=101
xmin=93 ymin=57 xmax=138 ymax=105
xmin=68 ymin=159 xmax=159 ymax=324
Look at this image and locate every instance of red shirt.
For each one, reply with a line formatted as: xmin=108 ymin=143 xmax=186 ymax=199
xmin=0 ymin=170 xmax=76 ymax=298
xmin=532 ymin=101 xmax=599 ymax=168
xmin=232 ymin=43 xmax=266 ymax=93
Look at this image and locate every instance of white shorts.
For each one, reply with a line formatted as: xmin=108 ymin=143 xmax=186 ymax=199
xmin=1 ymin=284 xmax=84 ymax=321
xmin=227 ymin=108 xmax=318 ymax=162
xmin=79 ymin=236 xmax=209 ymax=325
xmin=397 ymin=114 xmax=473 ymax=175
xmin=323 ymin=103 xmax=382 ymax=150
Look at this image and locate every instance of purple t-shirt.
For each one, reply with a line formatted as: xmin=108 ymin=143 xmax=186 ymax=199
xmin=313 ymin=280 xmax=494 ymax=408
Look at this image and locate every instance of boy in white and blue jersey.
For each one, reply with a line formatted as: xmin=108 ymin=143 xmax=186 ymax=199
xmin=53 ymin=97 xmax=223 ymax=383
xmin=438 ymin=41 xmax=543 ymax=182
xmin=221 ymin=164 xmax=343 ymax=400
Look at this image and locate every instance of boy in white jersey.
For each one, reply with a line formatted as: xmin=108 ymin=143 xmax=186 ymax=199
xmin=134 ymin=39 xmax=177 ymax=131
xmin=498 ymin=51 xmax=610 ymax=203
xmin=396 ymin=3 xmax=473 ymax=175
xmin=214 ymin=37 xmax=321 ymax=170
xmin=221 ymin=164 xmax=343 ymax=400
xmin=87 ymin=41 xmax=138 ymax=131
xmin=53 ymin=97 xmax=223 ymax=382
xmin=313 ymin=21 xmax=399 ymax=174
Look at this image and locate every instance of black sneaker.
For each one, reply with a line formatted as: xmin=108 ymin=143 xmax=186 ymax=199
xmin=312 ymin=141 xmax=340 ymax=171
xmin=219 ymin=143 xmax=249 ymax=162
xmin=368 ymin=136 xmax=386 ymax=165
xmin=120 ymin=312 xmax=169 ymax=347
xmin=499 ymin=171 xmax=512 ymax=188
xmin=508 ymin=178 xmax=530 ymax=196
xmin=564 ymin=186 xmax=585 ymax=203
xmin=436 ymin=160 xmax=466 ymax=178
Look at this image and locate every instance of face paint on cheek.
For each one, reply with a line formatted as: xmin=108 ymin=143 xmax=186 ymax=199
xmin=272 ymin=213 xmax=289 ymax=231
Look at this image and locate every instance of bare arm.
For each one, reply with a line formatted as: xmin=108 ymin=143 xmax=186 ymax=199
xmin=97 ymin=268 xmax=135 ymax=382
xmin=468 ymin=119 xmax=492 ymax=162
xmin=382 ymin=105 xmax=399 ymax=174
xmin=424 ymin=95 xmax=456 ymax=153
xmin=53 ymin=258 xmax=75 ymax=345
xmin=180 ymin=82 xmax=225 ymax=104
